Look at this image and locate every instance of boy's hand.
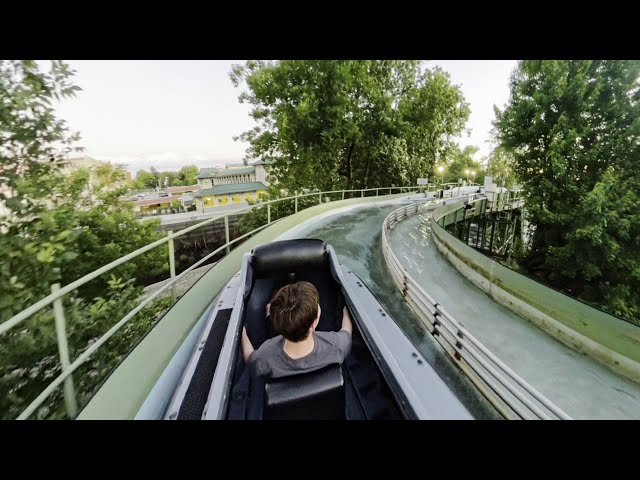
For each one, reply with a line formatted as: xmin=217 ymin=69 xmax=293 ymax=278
xmin=241 ymin=326 xmax=254 ymax=363
xmin=341 ymin=306 xmax=353 ymax=335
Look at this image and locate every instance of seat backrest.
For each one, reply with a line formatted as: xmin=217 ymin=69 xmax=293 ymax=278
xmin=251 ymin=239 xmax=328 ymax=278
xmin=243 ymin=239 xmax=343 ymax=347
xmin=264 ymin=364 xmax=345 ymax=420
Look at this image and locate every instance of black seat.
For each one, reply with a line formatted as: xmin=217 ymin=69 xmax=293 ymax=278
xmin=243 ymin=239 xmax=343 ymax=348
xmin=264 ymin=364 xmax=345 ymax=420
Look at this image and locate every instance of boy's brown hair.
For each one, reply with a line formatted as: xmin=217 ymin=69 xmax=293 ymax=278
xmin=270 ymin=281 xmax=320 ymax=342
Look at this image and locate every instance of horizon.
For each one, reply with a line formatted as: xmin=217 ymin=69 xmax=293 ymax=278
xmin=43 ymin=60 xmax=518 ymax=176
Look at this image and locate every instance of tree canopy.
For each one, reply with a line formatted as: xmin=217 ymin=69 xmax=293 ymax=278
xmin=132 ymin=164 xmax=199 ymax=190
xmin=230 ymin=60 xmax=470 ymax=191
xmin=0 ymin=60 xmax=169 ymax=418
xmin=439 ymin=144 xmax=484 ymax=185
xmin=495 ymin=60 xmax=640 ymax=321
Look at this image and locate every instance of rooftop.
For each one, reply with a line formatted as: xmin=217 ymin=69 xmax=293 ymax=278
xmin=167 ymin=185 xmax=201 ymax=194
xmin=194 ymin=182 xmax=267 ymax=198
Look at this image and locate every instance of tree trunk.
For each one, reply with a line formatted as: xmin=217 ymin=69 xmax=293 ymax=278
xmin=364 ymin=157 xmax=371 ymax=189
xmin=346 ymin=142 xmax=355 ymax=191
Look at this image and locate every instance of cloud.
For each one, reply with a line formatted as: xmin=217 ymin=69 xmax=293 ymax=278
xmin=91 ymin=151 xmax=246 ymax=175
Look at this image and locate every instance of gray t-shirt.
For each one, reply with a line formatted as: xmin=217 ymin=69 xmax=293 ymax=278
xmin=248 ymin=330 xmax=352 ymax=379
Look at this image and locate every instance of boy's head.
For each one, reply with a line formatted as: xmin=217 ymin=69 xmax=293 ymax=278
xmin=270 ymin=281 xmax=320 ymax=342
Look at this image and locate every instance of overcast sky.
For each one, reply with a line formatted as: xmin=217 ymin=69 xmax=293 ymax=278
xmin=44 ymin=60 xmax=518 ymax=175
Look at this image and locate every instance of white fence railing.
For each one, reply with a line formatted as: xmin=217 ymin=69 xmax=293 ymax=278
xmin=2 ymin=185 xmax=425 ymax=420
xmin=381 ymin=199 xmax=572 ymax=420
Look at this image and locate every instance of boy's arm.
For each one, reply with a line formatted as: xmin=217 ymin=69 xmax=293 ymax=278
xmin=241 ymin=326 xmax=255 ymax=363
xmin=334 ymin=306 xmax=353 ymax=362
xmin=341 ymin=306 xmax=352 ymax=335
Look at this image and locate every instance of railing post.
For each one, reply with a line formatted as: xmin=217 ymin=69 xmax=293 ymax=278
xmin=267 ymin=203 xmax=271 ymax=224
xmin=361 ymin=189 xmax=364 ymax=198
xmin=51 ymin=283 xmax=78 ymax=419
xmin=318 ymin=193 xmax=322 ymax=204
xmin=376 ymin=188 xmax=379 ymax=196
xmin=224 ymin=216 xmax=230 ymax=255
xmin=295 ymin=195 xmax=298 ymax=213
xmin=168 ymin=230 xmax=177 ymax=301
xmin=342 ymin=191 xmax=345 ymax=201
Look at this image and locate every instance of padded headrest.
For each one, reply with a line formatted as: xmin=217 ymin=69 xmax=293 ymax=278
xmin=265 ymin=364 xmax=343 ymax=407
xmin=251 ymin=239 xmax=328 ymax=275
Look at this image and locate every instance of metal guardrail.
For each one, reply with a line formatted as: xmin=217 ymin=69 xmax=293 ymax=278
xmin=1 ymin=184 xmax=425 ymax=420
xmin=381 ymin=197 xmax=572 ymax=420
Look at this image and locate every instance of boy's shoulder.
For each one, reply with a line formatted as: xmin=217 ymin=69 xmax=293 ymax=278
xmin=251 ymin=335 xmax=284 ymax=360
xmin=315 ymin=329 xmax=351 ymax=347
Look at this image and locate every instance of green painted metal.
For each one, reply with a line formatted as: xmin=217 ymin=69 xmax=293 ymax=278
xmin=224 ymin=216 xmax=230 ymax=254
xmin=20 ymin=221 xmax=272 ymax=419
xmin=167 ymin=231 xmax=177 ymax=301
xmin=52 ymin=283 xmax=78 ymax=418
xmin=77 ymin=191 xmax=414 ymax=419
xmin=0 ymin=208 xmax=248 ymax=336
xmin=431 ymin=201 xmax=640 ymax=368
xmin=193 ymin=181 xmax=266 ymax=198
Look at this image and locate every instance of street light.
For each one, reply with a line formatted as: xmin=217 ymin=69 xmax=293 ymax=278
xmin=464 ymin=168 xmax=470 ymax=183
xmin=437 ymin=166 xmax=445 ymax=185
xmin=471 ymin=170 xmax=476 ymax=185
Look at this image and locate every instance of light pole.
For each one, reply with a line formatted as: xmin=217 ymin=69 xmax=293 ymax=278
xmin=464 ymin=169 xmax=470 ymax=183
xmin=437 ymin=166 xmax=445 ymax=186
xmin=471 ymin=170 xmax=476 ymax=185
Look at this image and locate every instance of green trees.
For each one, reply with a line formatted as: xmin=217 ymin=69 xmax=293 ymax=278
xmin=441 ymin=144 xmax=484 ymax=185
xmin=132 ymin=169 xmax=158 ymax=189
xmin=132 ymin=164 xmax=199 ymax=190
xmin=495 ymin=60 xmax=640 ymax=320
xmin=484 ymin=147 xmax=515 ymax=188
xmin=0 ymin=60 xmax=170 ymax=418
xmin=177 ymin=165 xmax=198 ymax=185
xmin=230 ymin=60 xmax=470 ymax=192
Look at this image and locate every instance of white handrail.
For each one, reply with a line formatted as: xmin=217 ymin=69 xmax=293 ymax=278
xmin=1 ymin=185 xmax=424 ymax=336
xmin=381 ymin=198 xmax=572 ymax=420
xmin=4 ymin=185 xmax=423 ymax=419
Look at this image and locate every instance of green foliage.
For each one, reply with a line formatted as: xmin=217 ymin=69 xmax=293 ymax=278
xmin=177 ymin=165 xmax=198 ymax=186
xmin=0 ymin=60 xmax=171 ymax=418
xmin=484 ymin=147 xmax=516 ymax=188
xmin=0 ymin=164 xmax=167 ymax=320
xmin=236 ymin=185 xmax=339 ymax=235
xmin=132 ymin=169 xmax=158 ymax=190
xmin=0 ymin=277 xmax=172 ymax=419
xmin=230 ymin=60 xmax=470 ymax=192
xmin=495 ymin=60 xmax=640 ymax=321
xmin=439 ymin=144 xmax=484 ymax=185
xmin=132 ymin=165 xmax=199 ymax=190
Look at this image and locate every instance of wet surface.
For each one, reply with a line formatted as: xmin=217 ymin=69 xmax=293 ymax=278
xmin=283 ymin=200 xmax=503 ymax=419
xmin=389 ymin=212 xmax=640 ymax=419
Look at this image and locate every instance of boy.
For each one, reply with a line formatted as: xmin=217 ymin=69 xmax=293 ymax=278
xmin=241 ymin=281 xmax=352 ymax=378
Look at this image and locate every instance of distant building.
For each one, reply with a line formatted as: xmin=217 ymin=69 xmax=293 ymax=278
xmin=193 ymin=160 xmax=274 ymax=210
xmin=166 ymin=185 xmax=201 ymax=196
xmin=60 ymin=155 xmax=129 ymax=191
xmin=129 ymin=184 xmax=200 ymax=216
xmin=194 ymin=182 xmax=268 ymax=209
xmin=1 ymin=155 xmax=124 ymax=218
xmin=59 ymin=155 xmax=106 ymax=173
